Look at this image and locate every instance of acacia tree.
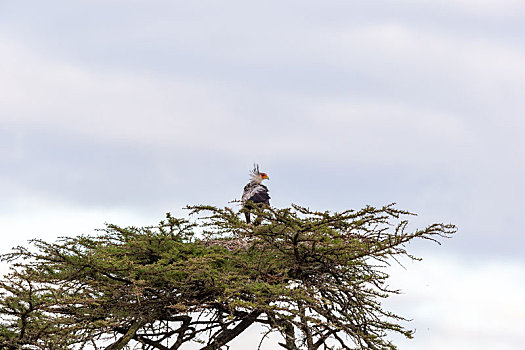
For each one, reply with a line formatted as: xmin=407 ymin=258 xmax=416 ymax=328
xmin=0 ymin=204 xmax=455 ymax=350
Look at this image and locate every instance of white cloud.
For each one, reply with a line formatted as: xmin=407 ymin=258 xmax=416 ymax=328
xmin=302 ymin=98 xmax=475 ymax=166
xmin=0 ymin=34 xmax=507 ymax=167
xmin=0 ymin=38 xmax=241 ymax=148
xmin=439 ymin=0 xmax=525 ymax=17
xmin=0 ymin=191 xmax=157 ymax=259
xmin=2 ymin=10 xmax=524 ymax=166
xmin=328 ymin=23 xmax=525 ymax=92
xmin=385 ymin=255 xmax=525 ymax=350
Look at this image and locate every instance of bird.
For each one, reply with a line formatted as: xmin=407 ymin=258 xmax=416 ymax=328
xmin=241 ymin=164 xmax=270 ymax=224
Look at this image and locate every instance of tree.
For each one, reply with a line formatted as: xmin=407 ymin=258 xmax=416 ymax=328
xmin=0 ymin=203 xmax=455 ymax=350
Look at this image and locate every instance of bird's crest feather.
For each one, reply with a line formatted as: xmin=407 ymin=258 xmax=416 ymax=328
xmin=250 ymin=163 xmax=260 ymax=177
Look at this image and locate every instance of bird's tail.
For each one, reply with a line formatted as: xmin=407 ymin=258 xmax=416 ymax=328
xmin=244 ymin=211 xmax=251 ymax=224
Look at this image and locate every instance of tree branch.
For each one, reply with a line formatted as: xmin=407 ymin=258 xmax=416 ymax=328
xmin=106 ymin=321 xmax=144 ymax=350
xmin=199 ymin=310 xmax=262 ymax=350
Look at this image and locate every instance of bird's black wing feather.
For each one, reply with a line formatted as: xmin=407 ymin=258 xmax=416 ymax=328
xmin=249 ymin=185 xmax=270 ymax=204
xmin=242 ymin=183 xmax=270 ymax=205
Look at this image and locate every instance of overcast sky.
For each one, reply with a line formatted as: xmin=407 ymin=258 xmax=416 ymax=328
xmin=1 ymin=1 xmax=524 ymax=349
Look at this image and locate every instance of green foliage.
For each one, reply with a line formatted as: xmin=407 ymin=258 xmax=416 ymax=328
xmin=0 ymin=204 xmax=455 ymax=350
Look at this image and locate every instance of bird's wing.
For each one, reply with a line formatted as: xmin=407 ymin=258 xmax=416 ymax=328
xmin=241 ymin=183 xmax=254 ymax=202
xmin=242 ymin=183 xmax=270 ymax=204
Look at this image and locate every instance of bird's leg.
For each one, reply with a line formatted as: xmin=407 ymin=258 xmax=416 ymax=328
xmin=253 ymin=215 xmax=262 ymax=226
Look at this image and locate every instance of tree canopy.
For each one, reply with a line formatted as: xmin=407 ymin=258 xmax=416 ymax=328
xmin=0 ymin=203 xmax=455 ymax=350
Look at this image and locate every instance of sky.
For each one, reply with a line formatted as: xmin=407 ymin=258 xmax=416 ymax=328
xmin=1 ymin=0 xmax=524 ymax=349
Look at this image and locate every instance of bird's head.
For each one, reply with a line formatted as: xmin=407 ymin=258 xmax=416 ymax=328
xmin=250 ymin=164 xmax=269 ymax=183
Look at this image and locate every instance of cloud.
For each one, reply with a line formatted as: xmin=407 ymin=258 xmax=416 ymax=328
xmin=1 ymin=0 xmax=524 ymax=259
xmin=2 ymin=21 xmax=523 ymax=164
xmin=439 ymin=0 xmax=525 ymax=17
xmin=0 ymin=39 xmax=241 ymax=147
xmin=301 ymin=99 xmax=475 ymax=166
xmin=384 ymin=255 xmax=525 ymax=350
xmin=325 ymin=22 xmax=525 ymax=99
xmin=0 ymin=192 xmax=155 ymax=256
